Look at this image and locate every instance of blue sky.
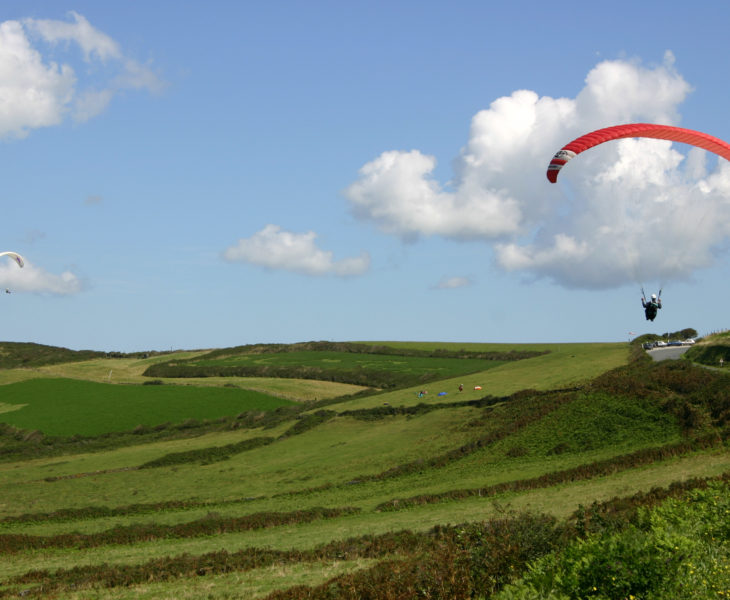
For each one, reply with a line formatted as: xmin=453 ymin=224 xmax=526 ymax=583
xmin=0 ymin=1 xmax=728 ymax=351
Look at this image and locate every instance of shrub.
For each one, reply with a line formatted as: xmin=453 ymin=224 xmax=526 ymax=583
xmin=497 ymin=480 xmax=730 ymax=600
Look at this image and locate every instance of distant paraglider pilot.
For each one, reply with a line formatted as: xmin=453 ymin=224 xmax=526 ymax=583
xmin=642 ymin=293 xmax=661 ymax=321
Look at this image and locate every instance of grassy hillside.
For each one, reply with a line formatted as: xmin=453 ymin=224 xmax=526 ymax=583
xmin=0 ymin=340 xmax=728 ymax=598
xmin=684 ymin=330 xmax=730 ymax=367
xmin=0 ymin=351 xmax=368 ymax=402
xmin=142 ymin=341 xmax=546 ymax=389
xmin=0 ymin=342 xmax=106 ymax=368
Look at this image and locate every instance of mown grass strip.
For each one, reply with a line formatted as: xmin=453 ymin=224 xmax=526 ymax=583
xmin=262 ymin=475 xmax=730 ymax=600
xmin=374 ymin=431 xmax=727 ymax=511
xmin=0 ymin=515 xmax=559 ymax=597
xmin=0 ymin=497 xmax=260 ymax=528
xmin=337 ymin=390 xmax=577 ymax=485
xmin=6 ymin=474 xmax=728 ymax=600
xmin=0 ymin=507 xmax=360 ymax=554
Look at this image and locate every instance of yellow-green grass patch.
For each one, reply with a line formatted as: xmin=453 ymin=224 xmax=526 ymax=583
xmin=332 ymin=342 xmax=630 ymax=411
xmin=0 ymin=355 xmax=365 ymax=402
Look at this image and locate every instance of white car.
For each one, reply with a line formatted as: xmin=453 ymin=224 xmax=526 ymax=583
xmin=682 ymin=339 xmax=696 ymax=345
xmin=655 ymin=341 xmax=667 ymax=347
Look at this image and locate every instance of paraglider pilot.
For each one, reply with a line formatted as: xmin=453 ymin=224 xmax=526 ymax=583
xmin=642 ymin=293 xmax=661 ymax=321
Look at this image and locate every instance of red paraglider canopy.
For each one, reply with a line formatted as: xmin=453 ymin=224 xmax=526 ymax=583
xmin=546 ymin=123 xmax=730 ymax=183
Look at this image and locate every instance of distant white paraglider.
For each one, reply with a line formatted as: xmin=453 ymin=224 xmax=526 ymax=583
xmin=1 ymin=252 xmax=25 ymax=295
xmin=0 ymin=251 xmax=24 ymax=268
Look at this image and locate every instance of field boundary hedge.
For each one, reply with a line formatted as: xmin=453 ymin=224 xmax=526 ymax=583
xmin=5 ymin=474 xmax=729 ymax=599
xmin=0 ymin=506 xmax=360 ymax=554
xmin=138 ymin=436 xmax=275 ymax=469
xmin=374 ymin=431 xmax=727 ymax=511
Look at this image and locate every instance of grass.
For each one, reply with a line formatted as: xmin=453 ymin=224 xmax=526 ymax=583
xmin=331 ymin=342 xmax=630 ymax=412
xmin=684 ymin=333 xmax=730 ymax=367
xmin=0 ymin=407 xmax=484 ymax=516
xmin=1 ymin=450 xmax=727 ymax=586
xmin=54 ymin=559 xmax=381 ymax=600
xmin=0 ymin=353 xmax=366 ymax=402
xmin=145 ymin=344 xmax=520 ymax=388
xmin=0 ymin=378 xmax=294 ymax=436
xmin=4 ymin=338 xmax=729 ymax=599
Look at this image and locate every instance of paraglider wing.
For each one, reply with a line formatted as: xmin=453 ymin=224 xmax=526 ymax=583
xmin=546 ymin=123 xmax=730 ymax=183
xmin=0 ymin=252 xmax=24 ymax=268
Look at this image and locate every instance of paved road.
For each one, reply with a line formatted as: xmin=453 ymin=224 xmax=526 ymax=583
xmin=646 ymin=346 xmax=691 ymax=361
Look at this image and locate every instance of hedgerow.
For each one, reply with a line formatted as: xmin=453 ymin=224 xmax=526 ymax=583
xmin=570 ymin=471 xmax=730 ymax=538
xmin=138 ymin=435 xmax=275 ymax=468
xmin=0 ymin=497 xmax=255 ymax=527
xmin=279 ymin=410 xmax=338 ymax=437
xmin=346 ymin=391 xmax=576 ymax=485
xmin=684 ymin=340 xmax=730 ymax=367
xmin=374 ymin=431 xmax=727 ymax=512
xmin=7 ymin=475 xmax=726 ymax=599
xmin=167 ymin=340 xmax=548 ymax=362
xmin=1 ymin=513 xmax=565 ymax=598
xmin=0 ymin=506 xmax=359 ymax=554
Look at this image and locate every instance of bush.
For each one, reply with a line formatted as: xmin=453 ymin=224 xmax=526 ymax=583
xmin=497 ymin=480 xmax=730 ymax=600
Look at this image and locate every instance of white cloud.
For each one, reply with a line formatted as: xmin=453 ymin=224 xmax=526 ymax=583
xmin=0 ymin=258 xmax=82 ymax=295
xmin=434 ymin=276 xmax=472 ymax=290
xmin=0 ymin=12 xmax=163 ymax=138
xmin=345 ymin=53 xmax=730 ymax=289
xmin=0 ymin=20 xmax=75 ymax=138
xmin=223 ymin=224 xmax=371 ymax=277
xmin=24 ymin=11 xmax=121 ymax=62
xmin=346 ymin=150 xmax=522 ymax=241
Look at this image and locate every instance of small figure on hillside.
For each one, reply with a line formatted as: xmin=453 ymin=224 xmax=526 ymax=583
xmin=642 ymin=293 xmax=662 ymax=321
xmin=458 ymin=384 xmax=464 ymax=392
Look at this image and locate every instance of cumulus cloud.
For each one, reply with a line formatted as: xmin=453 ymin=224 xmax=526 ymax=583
xmin=223 ymin=224 xmax=371 ymax=277
xmin=0 ymin=12 xmax=163 ymax=138
xmin=0 ymin=20 xmax=75 ymax=138
xmin=344 ymin=52 xmax=730 ymax=289
xmin=0 ymin=258 xmax=82 ymax=295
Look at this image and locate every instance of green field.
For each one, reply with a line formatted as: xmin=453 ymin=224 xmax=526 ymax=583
xmin=141 ymin=341 xmax=538 ymax=389
xmin=0 ymin=378 xmax=294 ymax=436
xmin=0 ymin=339 xmax=728 ymax=598
xmin=177 ymin=349 xmax=495 ymax=374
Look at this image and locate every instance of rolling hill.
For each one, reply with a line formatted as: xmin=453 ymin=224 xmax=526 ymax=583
xmin=0 ymin=338 xmax=727 ymax=598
